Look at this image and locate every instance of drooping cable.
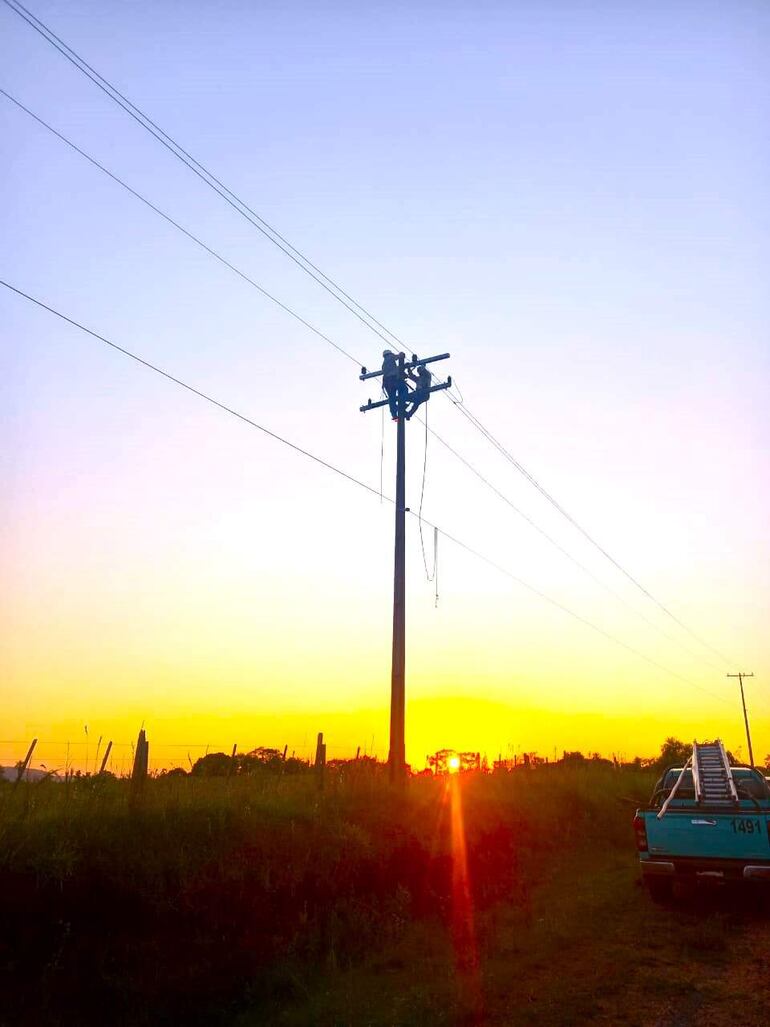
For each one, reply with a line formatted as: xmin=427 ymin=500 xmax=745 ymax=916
xmin=379 ymin=402 xmax=385 ymax=504
xmin=418 ymin=402 xmax=435 ymax=583
xmin=0 ymin=68 xmax=737 ymax=672
xmin=1 ymin=277 xmax=735 ymax=709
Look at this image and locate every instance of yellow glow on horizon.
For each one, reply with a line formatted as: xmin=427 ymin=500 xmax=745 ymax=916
xmin=3 ymin=693 xmax=768 ymax=777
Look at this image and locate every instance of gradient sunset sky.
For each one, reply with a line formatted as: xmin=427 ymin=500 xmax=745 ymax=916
xmin=3 ymin=0 xmax=768 ymax=773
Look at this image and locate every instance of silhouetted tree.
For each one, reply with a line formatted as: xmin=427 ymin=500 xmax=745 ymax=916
xmin=561 ymin=751 xmax=585 ymax=764
xmin=649 ymin=737 xmax=691 ymax=772
xmin=240 ymin=748 xmax=284 ymax=773
xmin=190 ymin=752 xmax=232 ymax=777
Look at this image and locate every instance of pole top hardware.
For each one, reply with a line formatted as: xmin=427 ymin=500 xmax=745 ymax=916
xmin=359 ymin=352 xmax=450 ymax=381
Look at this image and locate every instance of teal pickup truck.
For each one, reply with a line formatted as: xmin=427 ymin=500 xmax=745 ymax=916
xmin=633 ymin=740 xmax=770 ymax=902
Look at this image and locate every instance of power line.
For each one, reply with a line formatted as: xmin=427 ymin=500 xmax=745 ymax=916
xmin=447 ymin=398 xmax=737 ymax=668
xmin=0 ymin=0 xmax=399 ymax=353
xmin=1 ymin=278 xmax=734 ymax=710
xmin=0 ymin=88 xmax=360 ymax=367
xmin=1 ymin=88 xmax=732 ymax=682
xmin=0 ymin=279 xmax=379 ymax=500
xmin=1 ymin=0 xmax=736 ymax=670
xmin=423 ymin=420 xmax=726 ymax=673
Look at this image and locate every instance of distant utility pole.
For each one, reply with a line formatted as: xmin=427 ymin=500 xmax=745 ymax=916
xmin=359 ymin=350 xmax=451 ymax=782
xmin=727 ymin=672 xmax=755 ymax=768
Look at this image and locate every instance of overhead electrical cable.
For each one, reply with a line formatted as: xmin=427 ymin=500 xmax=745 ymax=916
xmin=0 ymin=89 xmax=360 ymax=367
xmin=423 ymin=421 xmax=726 ymax=672
xmin=0 ymin=0 xmax=400 ymax=352
xmin=0 ymin=280 xmax=378 ymax=500
xmin=1 ymin=88 xmax=732 ymax=679
xmin=446 ymin=398 xmax=737 ymax=668
xmin=0 ymin=278 xmax=735 ymax=711
xmin=1 ymin=1 xmax=736 ymax=670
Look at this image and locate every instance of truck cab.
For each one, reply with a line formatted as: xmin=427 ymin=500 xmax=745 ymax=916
xmin=634 ymin=741 xmax=770 ymax=901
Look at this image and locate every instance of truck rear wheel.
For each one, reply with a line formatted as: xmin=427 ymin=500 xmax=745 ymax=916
xmin=646 ymin=877 xmax=674 ymax=904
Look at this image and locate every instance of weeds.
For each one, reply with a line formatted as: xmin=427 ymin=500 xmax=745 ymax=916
xmin=0 ymin=766 xmax=655 ymax=1026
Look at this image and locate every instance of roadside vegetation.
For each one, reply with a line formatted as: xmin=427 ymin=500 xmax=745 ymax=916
xmin=0 ymin=741 xmax=766 ymax=1026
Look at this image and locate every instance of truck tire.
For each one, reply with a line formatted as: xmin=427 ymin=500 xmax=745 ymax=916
xmin=646 ymin=877 xmax=674 ymax=904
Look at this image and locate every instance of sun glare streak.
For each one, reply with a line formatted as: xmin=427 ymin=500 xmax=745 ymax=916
xmin=448 ymin=774 xmax=482 ymax=1020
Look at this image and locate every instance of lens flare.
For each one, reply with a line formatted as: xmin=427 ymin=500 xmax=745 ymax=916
xmin=447 ymin=774 xmax=481 ymax=1018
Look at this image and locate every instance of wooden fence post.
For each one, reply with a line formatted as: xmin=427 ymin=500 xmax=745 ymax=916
xmin=131 ymin=729 xmax=149 ymax=796
xmin=228 ymin=743 xmax=238 ymax=778
xmin=315 ymin=732 xmax=326 ymax=791
xmin=99 ymin=740 xmax=113 ymax=775
xmin=14 ymin=738 xmax=37 ymax=784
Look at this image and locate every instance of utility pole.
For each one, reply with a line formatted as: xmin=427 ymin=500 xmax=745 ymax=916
xmin=359 ymin=351 xmax=451 ymax=782
xmin=727 ymin=672 xmax=755 ymax=768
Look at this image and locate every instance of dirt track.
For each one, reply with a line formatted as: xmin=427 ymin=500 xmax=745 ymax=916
xmin=260 ymin=851 xmax=770 ymax=1027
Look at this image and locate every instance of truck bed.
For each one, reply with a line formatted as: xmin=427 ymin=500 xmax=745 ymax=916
xmin=636 ymin=804 xmax=770 ymax=881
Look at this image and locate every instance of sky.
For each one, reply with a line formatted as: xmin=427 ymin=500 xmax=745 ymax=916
xmin=2 ymin=0 xmax=768 ymax=773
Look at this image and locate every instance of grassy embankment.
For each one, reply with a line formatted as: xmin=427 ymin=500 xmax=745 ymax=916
xmin=1 ymin=765 xmax=660 ymax=1026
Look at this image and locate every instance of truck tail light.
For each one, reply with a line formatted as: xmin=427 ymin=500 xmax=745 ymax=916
xmin=633 ymin=813 xmax=648 ymax=852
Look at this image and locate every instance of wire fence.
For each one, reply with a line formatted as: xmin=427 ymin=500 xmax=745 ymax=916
xmin=0 ymin=736 xmax=378 ymax=777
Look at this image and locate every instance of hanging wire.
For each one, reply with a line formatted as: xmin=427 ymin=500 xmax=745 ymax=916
xmin=379 ymin=397 xmax=385 ymax=503
xmin=0 ymin=85 xmax=738 ymax=674
xmin=1 ymin=278 xmax=739 ymax=707
xmin=448 ymin=376 xmax=464 ymax=405
xmin=434 ymin=526 xmax=439 ymax=607
xmin=418 ymin=403 xmax=436 ymax=583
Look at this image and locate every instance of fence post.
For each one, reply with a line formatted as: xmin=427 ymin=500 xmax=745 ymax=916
xmin=99 ymin=740 xmax=113 ymax=775
xmin=315 ymin=732 xmax=326 ymax=791
xmin=14 ymin=738 xmax=38 ymax=784
xmin=131 ymin=729 xmax=149 ymax=797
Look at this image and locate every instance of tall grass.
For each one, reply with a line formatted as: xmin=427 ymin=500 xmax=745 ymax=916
xmin=0 ymin=766 xmax=655 ymax=1026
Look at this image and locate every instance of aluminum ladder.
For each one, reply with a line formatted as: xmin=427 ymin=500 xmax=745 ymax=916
xmin=693 ymin=739 xmax=738 ymax=805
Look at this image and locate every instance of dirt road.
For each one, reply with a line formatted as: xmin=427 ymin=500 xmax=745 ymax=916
xmin=256 ymin=851 xmax=770 ymax=1027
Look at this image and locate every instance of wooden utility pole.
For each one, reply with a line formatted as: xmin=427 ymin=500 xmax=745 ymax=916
xmin=728 ymin=672 xmax=755 ymax=767
xmin=359 ymin=351 xmax=451 ymax=782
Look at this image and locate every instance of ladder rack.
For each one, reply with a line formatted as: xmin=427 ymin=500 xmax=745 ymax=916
xmin=657 ymin=739 xmax=738 ymax=819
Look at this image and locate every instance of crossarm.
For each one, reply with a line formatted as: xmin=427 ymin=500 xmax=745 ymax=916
xmin=360 ymin=378 xmax=452 ymax=413
xmin=359 ymin=352 xmax=451 ymax=381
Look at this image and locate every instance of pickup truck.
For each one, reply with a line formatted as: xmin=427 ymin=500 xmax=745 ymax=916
xmin=634 ymin=765 xmax=770 ymax=901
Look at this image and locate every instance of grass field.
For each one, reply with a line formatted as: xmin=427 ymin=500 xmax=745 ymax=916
xmin=1 ymin=765 xmax=768 ymax=1026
